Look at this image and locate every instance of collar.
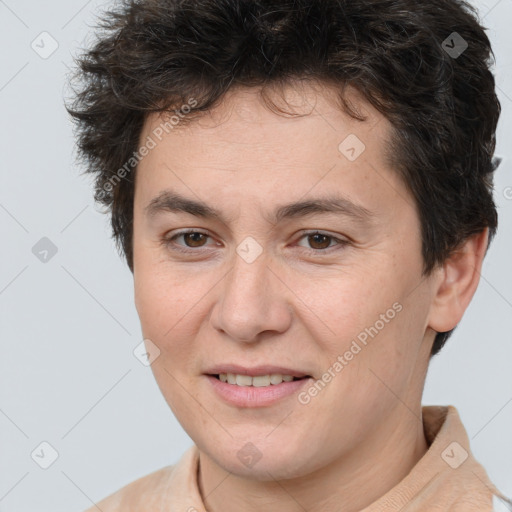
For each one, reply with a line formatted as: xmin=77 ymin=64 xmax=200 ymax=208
xmin=92 ymin=405 xmax=503 ymax=511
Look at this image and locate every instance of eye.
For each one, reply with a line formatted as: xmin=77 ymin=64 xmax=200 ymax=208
xmin=163 ymin=229 xmax=216 ymax=253
xmin=163 ymin=229 xmax=349 ymax=255
xmin=296 ymin=230 xmax=349 ymax=253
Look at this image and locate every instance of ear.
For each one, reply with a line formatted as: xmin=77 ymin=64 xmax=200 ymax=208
xmin=427 ymin=228 xmax=489 ymax=333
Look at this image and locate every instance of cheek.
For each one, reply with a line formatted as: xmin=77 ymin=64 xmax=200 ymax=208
xmin=301 ymin=260 xmax=423 ymax=393
xmin=134 ymin=258 xmax=192 ymax=348
xmin=299 ymin=268 xmax=397 ymax=347
xmin=133 ymin=257 xmax=223 ymax=376
xmin=134 ymin=266 xmax=201 ymax=414
xmin=135 ymin=273 xmax=172 ymax=336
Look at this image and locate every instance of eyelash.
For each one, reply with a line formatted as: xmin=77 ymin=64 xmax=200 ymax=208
xmin=163 ymin=229 xmax=349 ymax=255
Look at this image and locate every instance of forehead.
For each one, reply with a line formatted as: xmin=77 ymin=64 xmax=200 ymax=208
xmin=135 ymin=82 xmax=412 ymax=224
xmin=141 ymin=81 xmax=388 ymax=150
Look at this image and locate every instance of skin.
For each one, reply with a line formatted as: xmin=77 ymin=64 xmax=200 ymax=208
xmin=132 ymin=81 xmax=488 ymax=512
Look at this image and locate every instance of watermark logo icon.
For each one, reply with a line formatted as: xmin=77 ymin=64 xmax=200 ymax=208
xmin=31 ymin=441 xmax=59 ymax=469
xmin=237 ymin=442 xmax=262 ymax=468
xmin=32 ymin=237 xmax=58 ymax=263
xmin=338 ymin=134 xmax=366 ymax=162
xmin=133 ymin=339 xmax=161 ymax=366
xmin=236 ymin=236 xmax=263 ymax=264
xmin=441 ymin=441 xmax=468 ymax=469
xmin=31 ymin=32 xmax=59 ymax=59
xmin=442 ymin=32 xmax=468 ymax=59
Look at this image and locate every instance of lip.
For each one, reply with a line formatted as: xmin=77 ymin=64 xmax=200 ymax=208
xmin=203 ymin=364 xmax=311 ymax=378
xmin=205 ymin=375 xmax=313 ymax=408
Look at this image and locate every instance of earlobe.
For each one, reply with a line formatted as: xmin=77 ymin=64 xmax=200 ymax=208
xmin=427 ymin=229 xmax=489 ymax=333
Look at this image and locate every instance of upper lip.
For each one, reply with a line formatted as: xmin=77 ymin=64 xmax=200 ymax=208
xmin=204 ymin=364 xmax=311 ymax=378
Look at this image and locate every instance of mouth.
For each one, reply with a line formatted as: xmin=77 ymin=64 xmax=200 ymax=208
xmin=205 ymin=371 xmax=313 ymax=407
xmin=207 ymin=373 xmax=312 ymax=387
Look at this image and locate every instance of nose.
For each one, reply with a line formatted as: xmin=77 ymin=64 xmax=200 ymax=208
xmin=210 ymin=247 xmax=293 ymax=343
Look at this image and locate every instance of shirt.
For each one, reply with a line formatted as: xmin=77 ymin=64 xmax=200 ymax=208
xmin=83 ymin=405 xmax=508 ymax=511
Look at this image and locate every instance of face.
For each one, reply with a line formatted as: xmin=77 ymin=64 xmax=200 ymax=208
xmin=132 ymin=82 xmax=439 ymax=480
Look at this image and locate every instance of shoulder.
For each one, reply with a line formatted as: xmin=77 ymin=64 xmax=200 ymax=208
xmin=82 ymin=465 xmax=175 ymax=512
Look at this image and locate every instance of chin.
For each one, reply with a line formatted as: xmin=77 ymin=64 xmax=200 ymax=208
xmin=198 ymin=435 xmax=322 ymax=481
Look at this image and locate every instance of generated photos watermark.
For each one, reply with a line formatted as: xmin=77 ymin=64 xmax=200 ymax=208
xmin=97 ymin=97 xmax=198 ymax=200
xmin=298 ymin=301 xmax=403 ymax=405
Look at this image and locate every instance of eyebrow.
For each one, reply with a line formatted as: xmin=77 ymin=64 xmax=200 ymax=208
xmin=144 ymin=190 xmax=375 ymax=225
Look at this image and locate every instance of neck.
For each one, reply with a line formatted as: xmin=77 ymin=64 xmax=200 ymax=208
xmin=198 ymin=407 xmax=428 ymax=512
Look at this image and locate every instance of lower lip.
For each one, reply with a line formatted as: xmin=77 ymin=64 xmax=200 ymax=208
xmin=205 ymin=375 xmax=312 ymax=408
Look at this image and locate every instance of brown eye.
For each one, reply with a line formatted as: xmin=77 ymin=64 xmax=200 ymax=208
xmin=182 ymin=232 xmax=208 ymax=247
xmin=307 ymin=233 xmax=332 ymax=250
xmin=296 ymin=230 xmax=349 ymax=253
xmin=164 ymin=230 xmax=214 ymax=253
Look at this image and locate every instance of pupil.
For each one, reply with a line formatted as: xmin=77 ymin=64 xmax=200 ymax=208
xmin=310 ymin=234 xmax=330 ymax=249
xmin=185 ymin=232 xmax=205 ymax=247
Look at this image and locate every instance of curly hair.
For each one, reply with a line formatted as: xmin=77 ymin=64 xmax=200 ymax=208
xmin=66 ymin=0 xmax=501 ymax=356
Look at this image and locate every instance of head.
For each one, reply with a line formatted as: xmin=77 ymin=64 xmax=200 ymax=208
xmin=68 ymin=0 xmax=500 ymax=481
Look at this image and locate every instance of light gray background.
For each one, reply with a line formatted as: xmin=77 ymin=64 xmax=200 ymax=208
xmin=0 ymin=1 xmax=511 ymax=511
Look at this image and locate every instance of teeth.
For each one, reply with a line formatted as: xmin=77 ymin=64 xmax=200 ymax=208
xmin=252 ymin=375 xmax=271 ymax=387
xmin=236 ymin=374 xmax=253 ymax=386
xmin=218 ymin=373 xmax=300 ymax=386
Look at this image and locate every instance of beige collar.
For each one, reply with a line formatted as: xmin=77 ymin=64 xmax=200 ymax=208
xmin=88 ymin=405 xmax=503 ymax=511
